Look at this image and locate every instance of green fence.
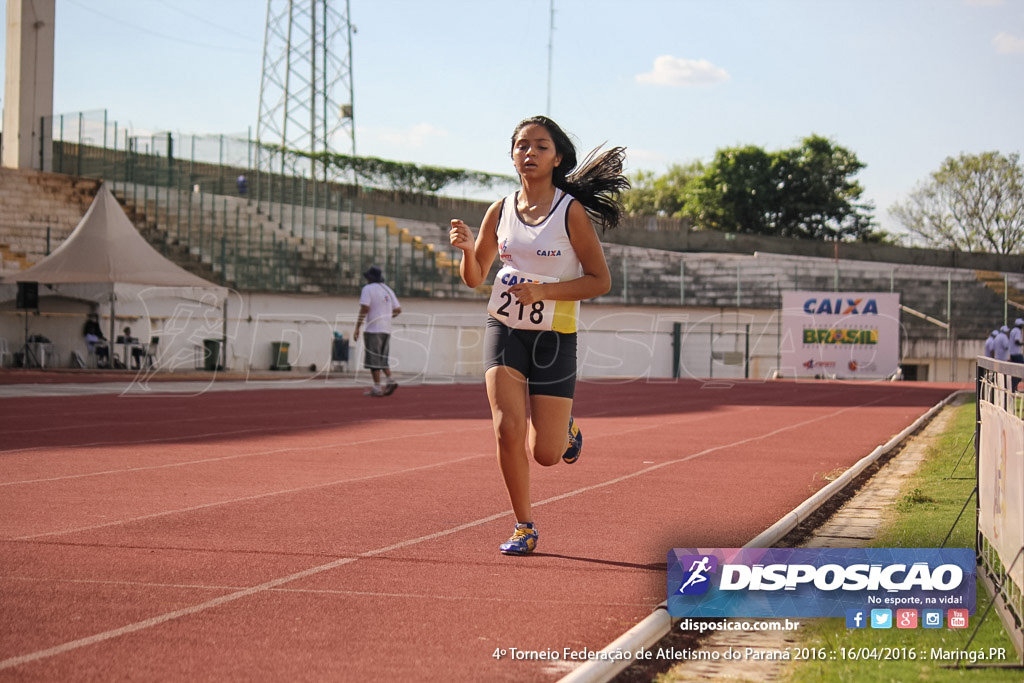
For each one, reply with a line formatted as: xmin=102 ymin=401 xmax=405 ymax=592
xmin=33 ymin=110 xmax=1024 ymax=331
xmin=41 ymin=110 xmax=468 ymax=298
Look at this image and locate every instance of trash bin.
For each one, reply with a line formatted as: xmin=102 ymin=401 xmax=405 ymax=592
xmin=203 ymin=338 xmax=221 ymax=371
xmin=271 ymin=341 xmax=291 ymax=371
xmin=331 ymin=336 xmax=349 ymax=370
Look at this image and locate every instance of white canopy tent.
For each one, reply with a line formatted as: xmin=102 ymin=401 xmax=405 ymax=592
xmin=1 ymin=182 xmax=229 ymax=368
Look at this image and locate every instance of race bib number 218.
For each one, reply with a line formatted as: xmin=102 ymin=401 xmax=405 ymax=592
xmin=487 ymin=266 xmax=558 ymax=331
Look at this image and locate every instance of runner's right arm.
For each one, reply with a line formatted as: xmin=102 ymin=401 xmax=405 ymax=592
xmin=451 ymin=200 xmax=501 ymax=289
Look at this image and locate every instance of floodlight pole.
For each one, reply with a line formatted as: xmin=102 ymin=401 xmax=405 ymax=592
xmin=256 ymin=0 xmax=356 ymax=181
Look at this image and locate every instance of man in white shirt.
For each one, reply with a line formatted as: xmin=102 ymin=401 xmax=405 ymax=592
xmin=353 ymin=265 xmax=401 ymax=397
xmin=1010 ymin=317 xmax=1023 ymax=392
xmin=1011 ymin=318 xmax=1023 ymax=361
xmin=994 ymin=325 xmax=1011 ymax=362
xmin=984 ymin=330 xmax=998 ymax=358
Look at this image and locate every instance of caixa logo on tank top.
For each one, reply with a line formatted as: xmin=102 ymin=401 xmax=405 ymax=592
xmin=498 ymin=237 xmax=562 ymax=259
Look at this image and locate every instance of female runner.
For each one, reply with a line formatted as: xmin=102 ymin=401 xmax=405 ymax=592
xmin=450 ymin=115 xmax=627 ymax=554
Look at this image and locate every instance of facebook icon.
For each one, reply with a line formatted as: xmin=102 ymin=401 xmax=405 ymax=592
xmin=845 ymin=609 xmax=866 ymax=629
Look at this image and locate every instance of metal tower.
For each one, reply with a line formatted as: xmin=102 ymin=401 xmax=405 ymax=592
xmin=256 ymin=0 xmax=355 ymax=180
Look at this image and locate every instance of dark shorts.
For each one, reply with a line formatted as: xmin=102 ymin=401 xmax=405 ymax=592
xmin=483 ymin=316 xmax=577 ymax=398
xmin=362 ymin=332 xmax=391 ymax=370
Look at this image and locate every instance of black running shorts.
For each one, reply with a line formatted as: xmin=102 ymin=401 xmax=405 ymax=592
xmin=483 ymin=316 xmax=577 ymax=398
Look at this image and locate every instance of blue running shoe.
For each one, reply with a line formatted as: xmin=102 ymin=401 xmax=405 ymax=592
xmin=562 ymin=417 xmax=582 ymax=464
xmin=499 ymin=523 xmax=538 ymax=555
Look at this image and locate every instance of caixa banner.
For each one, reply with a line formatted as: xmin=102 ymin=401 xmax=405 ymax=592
xmin=667 ymin=548 xmax=975 ymax=618
xmin=780 ymin=291 xmax=900 ymax=379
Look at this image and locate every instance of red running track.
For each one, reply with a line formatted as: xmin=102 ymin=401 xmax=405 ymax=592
xmin=0 ymin=379 xmax=963 ymax=682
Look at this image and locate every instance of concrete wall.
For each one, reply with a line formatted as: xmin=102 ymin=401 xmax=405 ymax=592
xmin=0 ymin=290 xmax=785 ymax=382
xmin=1 ymin=0 xmax=55 ymax=170
xmin=901 ymin=336 xmax=983 ymax=384
xmin=3 ymin=289 xmax=979 ymax=383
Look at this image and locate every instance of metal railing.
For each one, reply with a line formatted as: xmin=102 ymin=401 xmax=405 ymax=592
xmin=39 ymin=110 xmax=471 ymax=298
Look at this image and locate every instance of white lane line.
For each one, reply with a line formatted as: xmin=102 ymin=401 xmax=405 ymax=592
xmin=7 ymin=397 xmax=879 ymax=540
xmin=2 ymin=576 xmax=649 ymax=607
xmin=0 ymin=397 xmax=418 ymax=439
xmin=1 ymin=425 xmax=487 ymax=487
xmin=1 ymin=424 xmax=315 ymax=456
xmin=0 ymin=395 xmax=890 ymax=670
xmin=0 ymin=379 xmax=373 ymax=400
xmin=0 ymin=507 xmax=510 ymax=671
xmin=10 ymin=451 xmax=486 ymax=541
xmin=0 ymin=403 xmax=453 ymax=456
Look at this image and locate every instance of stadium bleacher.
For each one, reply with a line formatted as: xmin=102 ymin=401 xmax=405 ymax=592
xmin=0 ymin=168 xmax=100 ymax=275
xmin=2 ymin=167 xmax=1021 ymax=344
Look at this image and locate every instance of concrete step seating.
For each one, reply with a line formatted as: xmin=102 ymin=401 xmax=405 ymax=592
xmin=0 ymin=170 xmax=461 ymax=294
xmin=0 ymin=168 xmax=100 ymax=273
xmin=598 ymin=247 xmax=1019 ymax=339
xmin=976 ymin=269 xmax=1024 ymax=304
xmin=112 ymin=182 xmax=461 ymax=294
xmin=119 ymin=185 xmax=356 ymax=291
xmin=2 ymin=169 xmax=1020 ymax=329
xmin=0 ymin=245 xmax=33 ymax=274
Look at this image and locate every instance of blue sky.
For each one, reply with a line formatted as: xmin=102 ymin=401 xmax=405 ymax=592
xmin=3 ymin=0 xmax=1023 ymax=237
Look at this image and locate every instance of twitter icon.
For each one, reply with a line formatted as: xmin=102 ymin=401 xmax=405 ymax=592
xmin=870 ymin=609 xmax=892 ymax=629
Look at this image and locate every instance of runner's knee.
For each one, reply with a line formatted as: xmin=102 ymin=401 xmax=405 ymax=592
xmin=532 ymin=441 xmax=563 ymax=467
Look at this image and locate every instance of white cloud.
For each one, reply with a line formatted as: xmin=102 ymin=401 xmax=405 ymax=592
xmin=993 ymin=31 xmax=1024 ymax=54
xmin=636 ymin=56 xmax=730 ymax=87
xmin=624 ymin=147 xmax=669 ymax=168
xmin=374 ymin=123 xmax=448 ymax=148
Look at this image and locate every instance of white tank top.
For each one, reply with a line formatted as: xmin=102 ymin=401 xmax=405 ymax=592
xmin=487 ymin=189 xmax=581 ymax=333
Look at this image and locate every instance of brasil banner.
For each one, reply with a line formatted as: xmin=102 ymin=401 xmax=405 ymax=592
xmin=780 ymin=291 xmax=900 ymax=379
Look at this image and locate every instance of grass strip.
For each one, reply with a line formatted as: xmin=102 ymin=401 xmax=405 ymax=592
xmin=787 ymin=396 xmax=1021 ymax=682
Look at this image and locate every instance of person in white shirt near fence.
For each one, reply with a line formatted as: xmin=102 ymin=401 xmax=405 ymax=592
xmin=353 ymin=265 xmax=401 ymax=397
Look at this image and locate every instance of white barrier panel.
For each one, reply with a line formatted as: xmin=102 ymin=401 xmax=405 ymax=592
xmin=979 ymin=401 xmax=1024 ymax=590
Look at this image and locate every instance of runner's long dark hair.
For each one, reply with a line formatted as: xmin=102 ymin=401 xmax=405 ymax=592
xmin=511 ymin=116 xmax=630 ymax=229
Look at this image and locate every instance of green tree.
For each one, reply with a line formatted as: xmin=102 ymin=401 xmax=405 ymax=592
xmin=265 ymin=144 xmax=513 ymax=194
xmin=622 ymin=162 xmax=703 ymax=217
xmin=775 ymin=135 xmax=876 ymax=240
xmin=682 ymin=144 xmax=779 ymax=234
xmin=890 ymin=151 xmax=1024 ymax=254
xmin=682 ymin=136 xmax=876 ymax=240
